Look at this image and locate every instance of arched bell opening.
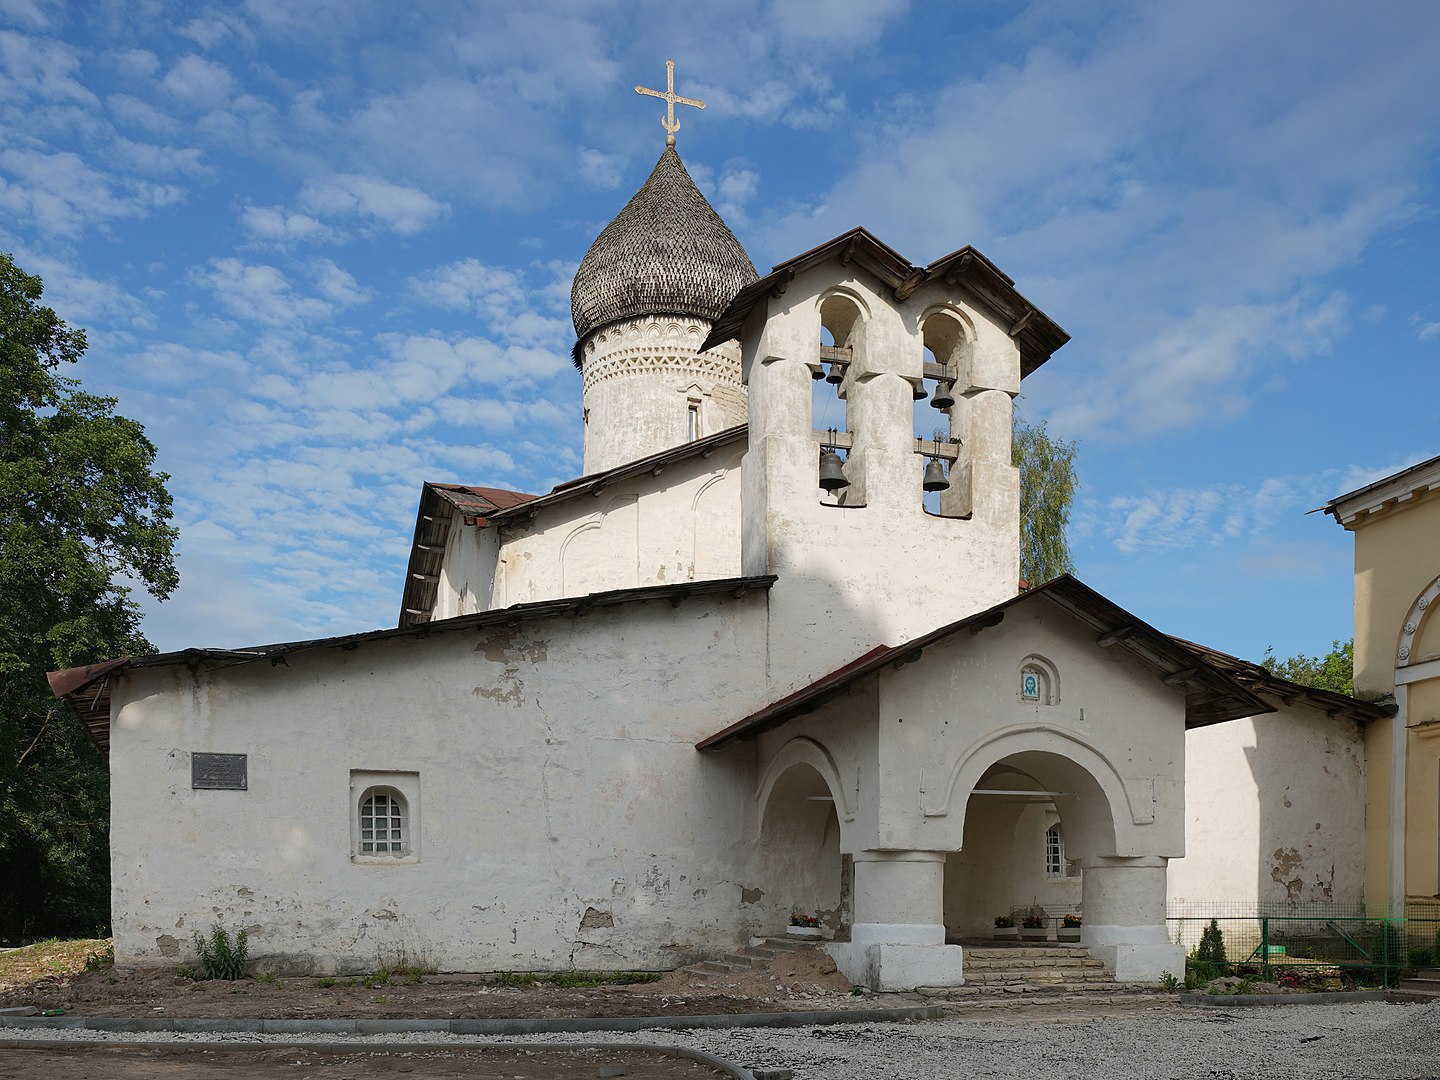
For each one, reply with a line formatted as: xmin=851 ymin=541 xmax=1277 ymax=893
xmin=943 ymin=751 xmax=1115 ymax=942
xmin=915 ymin=310 xmax=971 ymax=517
xmin=756 ymin=761 xmax=848 ymax=937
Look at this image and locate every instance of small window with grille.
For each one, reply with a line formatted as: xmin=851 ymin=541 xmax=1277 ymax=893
xmin=359 ymin=788 xmax=406 ymax=854
xmin=1046 ymin=824 xmax=1064 ymax=877
xmin=351 ymin=771 xmax=419 ymax=863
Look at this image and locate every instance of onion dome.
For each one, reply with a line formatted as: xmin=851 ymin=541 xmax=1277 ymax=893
xmin=570 ymin=145 xmax=757 ymax=363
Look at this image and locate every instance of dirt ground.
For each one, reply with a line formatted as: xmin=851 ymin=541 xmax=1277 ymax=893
xmin=0 ymin=1045 xmax=728 ymax=1080
xmin=0 ymin=941 xmax=857 ymax=1020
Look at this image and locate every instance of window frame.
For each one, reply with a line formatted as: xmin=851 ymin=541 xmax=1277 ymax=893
xmin=350 ymin=770 xmax=420 ymax=864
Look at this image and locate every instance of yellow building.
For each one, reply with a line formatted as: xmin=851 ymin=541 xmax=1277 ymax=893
xmin=1324 ymin=454 xmax=1440 ymax=916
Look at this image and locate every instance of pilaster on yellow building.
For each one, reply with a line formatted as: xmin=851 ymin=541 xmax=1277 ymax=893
xmin=1324 ymin=454 xmax=1440 ymax=916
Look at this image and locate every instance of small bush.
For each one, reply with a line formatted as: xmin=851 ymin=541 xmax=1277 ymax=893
xmin=1159 ymin=970 xmax=1180 ymax=992
xmin=315 ymin=977 xmax=336 ymax=988
xmin=192 ymin=924 xmax=249 ymax=981
xmin=1408 ymin=946 xmax=1433 ymax=969
xmin=1196 ymin=919 xmax=1227 ymax=967
xmin=359 ymin=972 xmax=390 ymax=989
xmin=993 ymin=914 xmax=1015 ymax=928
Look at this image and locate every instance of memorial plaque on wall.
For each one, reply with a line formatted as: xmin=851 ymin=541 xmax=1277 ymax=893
xmin=191 ymin=752 xmax=248 ymax=790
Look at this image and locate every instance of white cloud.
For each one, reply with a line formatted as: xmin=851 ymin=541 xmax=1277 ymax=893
xmin=113 ymin=48 xmax=159 ymax=79
xmin=0 ymin=30 xmax=96 ymax=106
xmin=191 ymin=258 xmax=335 ymax=326
xmin=162 ymin=54 xmax=235 ymax=108
xmin=578 ymin=148 xmax=621 ymax=189
xmin=311 ymin=258 xmax=371 ymax=308
xmin=299 ymin=173 xmax=448 ymax=235
xmin=0 ymin=147 xmax=186 ymax=237
xmin=769 ymin=0 xmax=910 ymax=45
xmin=240 ymin=204 xmax=333 ymax=245
xmin=1418 ymin=321 xmax=1440 ymax=342
xmin=0 ymin=0 xmax=55 ymax=31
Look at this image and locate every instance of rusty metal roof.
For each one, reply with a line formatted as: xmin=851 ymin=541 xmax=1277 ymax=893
xmin=398 ymin=484 xmax=538 ymax=628
xmin=699 ymin=227 xmax=1069 ymax=377
xmin=52 ymin=574 xmax=779 ymax=759
xmin=697 ymin=576 xmax=1274 ymax=750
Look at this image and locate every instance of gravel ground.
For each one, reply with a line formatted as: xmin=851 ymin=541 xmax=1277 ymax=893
xmin=3 ymin=1000 xmax=1438 ymax=1079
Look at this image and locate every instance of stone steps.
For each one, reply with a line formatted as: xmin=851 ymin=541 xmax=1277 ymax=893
xmin=1397 ymin=968 xmax=1440 ymax=997
xmin=960 ymin=968 xmax=1119 ymax=985
xmin=686 ymin=936 xmax=818 ymax=979
xmin=919 ymin=945 xmax=1164 ymax=1004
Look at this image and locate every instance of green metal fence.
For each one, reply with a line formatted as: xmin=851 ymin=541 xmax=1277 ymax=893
xmin=1167 ymin=901 xmax=1440 ymax=989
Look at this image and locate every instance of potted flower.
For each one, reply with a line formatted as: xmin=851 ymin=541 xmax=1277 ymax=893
xmin=1020 ymin=913 xmax=1049 ymax=941
xmin=1058 ymin=914 xmax=1081 ymax=943
xmin=992 ymin=914 xmax=1018 ymax=940
xmin=787 ymin=912 xmax=823 ymax=939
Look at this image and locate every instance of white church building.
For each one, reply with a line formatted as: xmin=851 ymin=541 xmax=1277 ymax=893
xmin=52 ymin=124 xmax=1386 ymax=990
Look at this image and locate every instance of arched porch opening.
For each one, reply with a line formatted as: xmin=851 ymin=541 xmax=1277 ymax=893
xmin=756 ymin=761 xmax=847 ymax=936
xmin=943 ymin=750 xmax=1117 ymax=941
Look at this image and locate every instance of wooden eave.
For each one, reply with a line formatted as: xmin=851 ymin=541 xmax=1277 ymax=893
xmin=700 ymin=227 xmax=1069 ymax=376
xmin=1317 ymin=452 xmax=1440 ymax=529
xmin=1173 ymin=638 xmax=1390 ymax=725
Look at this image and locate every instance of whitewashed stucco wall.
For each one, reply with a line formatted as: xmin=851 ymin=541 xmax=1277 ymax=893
xmin=428 ymin=448 xmax=745 ymax=617
xmin=108 ymin=592 xmax=777 ymax=974
xmin=1171 ymin=708 xmax=1367 ymax=910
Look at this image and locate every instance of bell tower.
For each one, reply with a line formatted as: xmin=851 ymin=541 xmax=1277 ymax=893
xmin=569 ymin=62 xmax=757 ymax=475
xmin=707 ymin=230 xmax=1069 ymax=694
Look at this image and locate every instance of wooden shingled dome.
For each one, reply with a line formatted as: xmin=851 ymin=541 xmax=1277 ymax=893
xmin=570 ymin=145 xmax=756 ymax=361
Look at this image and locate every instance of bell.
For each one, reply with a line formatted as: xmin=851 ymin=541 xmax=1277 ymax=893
xmin=811 ymin=365 xmax=825 ymax=380
xmin=922 ymin=457 xmax=950 ymax=492
xmin=818 ymin=449 xmax=850 ymax=491
xmin=930 ymin=381 xmax=956 ymax=409
xmin=912 ymin=381 xmax=928 ymax=401
xmin=825 ymin=362 xmax=845 ymax=385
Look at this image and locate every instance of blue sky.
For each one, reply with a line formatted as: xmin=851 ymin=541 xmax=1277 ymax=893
xmin=3 ymin=0 xmax=1438 ymax=664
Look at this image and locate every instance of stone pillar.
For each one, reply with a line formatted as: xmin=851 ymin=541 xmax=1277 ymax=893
xmin=826 ymin=850 xmax=964 ymax=991
xmin=1076 ymin=856 xmax=1183 ymax=981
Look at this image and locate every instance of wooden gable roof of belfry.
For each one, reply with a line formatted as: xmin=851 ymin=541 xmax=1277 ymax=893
xmin=696 ymin=575 xmax=1277 ymax=750
xmin=699 ymin=227 xmax=1071 ymax=377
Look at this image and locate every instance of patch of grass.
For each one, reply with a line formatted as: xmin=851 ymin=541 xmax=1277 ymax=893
xmin=255 ymin=972 xmax=281 ymax=986
xmin=82 ymin=943 xmax=115 ymax=972
xmin=359 ymin=972 xmax=390 ymax=989
xmin=315 ymin=977 xmax=336 ymax=989
xmin=375 ymin=941 xmax=437 ymax=983
xmin=0 ymin=938 xmax=113 ymax=987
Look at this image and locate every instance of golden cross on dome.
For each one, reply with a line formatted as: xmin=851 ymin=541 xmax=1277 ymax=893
xmin=635 ymin=59 xmax=705 ymax=146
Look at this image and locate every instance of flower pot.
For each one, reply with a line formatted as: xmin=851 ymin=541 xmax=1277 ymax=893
xmin=992 ymin=926 xmax=1018 ymax=940
xmin=1019 ymin=927 xmax=1049 ymax=941
xmin=1057 ymin=928 xmax=1081 ymax=943
xmin=786 ymin=925 xmax=823 ymax=939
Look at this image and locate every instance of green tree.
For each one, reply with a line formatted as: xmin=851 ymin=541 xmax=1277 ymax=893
xmin=1260 ymin=639 xmax=1353 ymax=696
xmin=0 ymin=252 xmax=177 ymax=941
xmin=1013 ymin=413 xmax=1079 ymax=585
